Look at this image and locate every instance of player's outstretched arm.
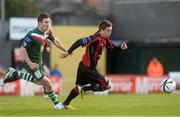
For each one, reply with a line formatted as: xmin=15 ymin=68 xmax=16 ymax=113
xmin=52 ymin=38 xmax=67 ymax=52
xmin=59 ymin=38 xmax=83 ymax=58
xmin=59 ymin=36 xmax=94 ymax=59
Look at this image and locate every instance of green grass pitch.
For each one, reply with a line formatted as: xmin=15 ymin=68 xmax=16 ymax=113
xmin=0 ymin=93 xmax=180 ymax=116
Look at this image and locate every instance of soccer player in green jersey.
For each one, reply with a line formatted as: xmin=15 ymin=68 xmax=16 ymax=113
xmin=0 ymin=13 xmax=66 ymax=109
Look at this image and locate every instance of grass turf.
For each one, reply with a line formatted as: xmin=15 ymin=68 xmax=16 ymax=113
xmin=0 ymin=93 xmax=180 ymax=116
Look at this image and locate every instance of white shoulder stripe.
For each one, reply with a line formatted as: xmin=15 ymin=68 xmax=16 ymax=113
xmin=31 ymin=33 xmax=49 ymax=40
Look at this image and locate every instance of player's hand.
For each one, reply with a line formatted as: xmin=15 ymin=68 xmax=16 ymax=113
xmin=59 ymin=52 xmax=69 ymax=58
xmin=120 ymin=41 xmax=128 ymax=50
xmin=28 ymin=62 xmax=39 ymax=70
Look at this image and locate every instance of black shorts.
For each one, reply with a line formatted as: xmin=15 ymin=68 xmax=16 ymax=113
xmin=75 ymin=61 xmax=107 ymax=87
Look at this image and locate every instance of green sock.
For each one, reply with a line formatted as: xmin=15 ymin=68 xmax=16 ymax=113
xmin=13 ymin=71 xmax=34 ymax=82
xmin=47 ymin=91 xmax=59 ymax=105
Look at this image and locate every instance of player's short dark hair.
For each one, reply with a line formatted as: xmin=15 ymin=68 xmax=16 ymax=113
xmin=37 ymin=13 xmax=50 ymax=23
xmin=99 ymin=20 xmax=112 ymax=31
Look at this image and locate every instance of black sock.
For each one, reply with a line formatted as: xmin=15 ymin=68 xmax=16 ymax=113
xmin=63 ymin=86 xmax=79 ymax=105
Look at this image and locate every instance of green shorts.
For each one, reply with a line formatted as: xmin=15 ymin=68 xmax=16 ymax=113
xmin=23 ymin=62 xmax=45 ymax=80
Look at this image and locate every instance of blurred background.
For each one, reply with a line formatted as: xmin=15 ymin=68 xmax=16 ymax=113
xmin=0 ymin=0 xmax=180 ymax=95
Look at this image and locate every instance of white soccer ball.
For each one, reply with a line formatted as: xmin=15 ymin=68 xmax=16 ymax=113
xmin=160 ymin=78 xmax=176 ymax=93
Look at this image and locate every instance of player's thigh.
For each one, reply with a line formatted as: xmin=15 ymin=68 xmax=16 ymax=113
xmin=24 ymin=62 xmax=45 ymax=80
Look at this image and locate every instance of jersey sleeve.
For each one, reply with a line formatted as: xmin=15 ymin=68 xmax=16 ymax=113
xmin=80 ymin=37 xmax=92 ymax=47
xmin=67 ymin=33 xmax=98 ymax=54
xmin=21 ymin=33 xmax=33 ymax=48
xmin=80 ymin=32 xmax=98 ymax=47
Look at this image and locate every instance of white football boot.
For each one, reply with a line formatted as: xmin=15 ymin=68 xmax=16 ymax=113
xmin=54 ymin=102 xmax=65 ymax=109
xmin=4 ymin=67 xmax=16 ymax=80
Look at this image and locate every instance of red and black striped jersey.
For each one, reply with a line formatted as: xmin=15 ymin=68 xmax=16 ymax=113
xmin=68 ymin=32 xmax=117 ymax=68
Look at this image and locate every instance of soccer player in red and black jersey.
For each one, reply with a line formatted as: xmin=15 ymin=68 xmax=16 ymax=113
xmin=59 ymin=20 xmax=128 ymax=110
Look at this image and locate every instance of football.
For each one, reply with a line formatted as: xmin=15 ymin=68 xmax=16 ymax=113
xmin=160 ymin=78 xmax=176 ymax=93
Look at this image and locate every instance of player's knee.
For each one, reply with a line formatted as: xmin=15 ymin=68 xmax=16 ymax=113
xmin=41 ymin=77 xmax=52 ymax=91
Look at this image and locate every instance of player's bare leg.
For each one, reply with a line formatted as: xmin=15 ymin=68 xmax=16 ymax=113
xmin=0 ymin=66 xmax=64 ymax=109
xmin=43 ymin=65 xmax=51 ymax=99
